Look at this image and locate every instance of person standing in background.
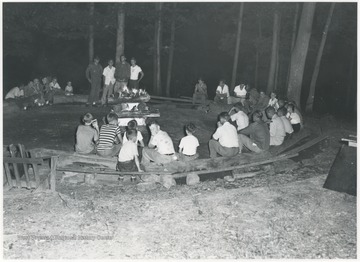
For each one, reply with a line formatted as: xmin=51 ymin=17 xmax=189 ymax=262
xmin=114 ymin=55 xmax=131 ymax=97
xmin=85 ymin=56 xmax=103 ymax=106
xmin=101 ymin=59 xmax=116 ymax=106
xmin=129 ymin=57 xmax=144 ymax=90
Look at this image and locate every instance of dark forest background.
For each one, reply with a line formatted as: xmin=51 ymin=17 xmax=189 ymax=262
xmin=3 ymin=2 xmax=357 ymax=117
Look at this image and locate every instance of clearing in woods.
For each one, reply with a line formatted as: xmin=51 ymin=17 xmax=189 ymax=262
xmin=2 ymin=103 xmax=357 ymax=259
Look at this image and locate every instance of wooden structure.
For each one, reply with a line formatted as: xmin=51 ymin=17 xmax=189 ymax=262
xmin=3 ymin=144 xmax=50 ymax=190
xmin=112 ymin=102 xmax=160 ymax=126
xmin=29 ymin=130 xmax=328 ymax=190
xmin=323 ymin=136 xmax=357 ymax=196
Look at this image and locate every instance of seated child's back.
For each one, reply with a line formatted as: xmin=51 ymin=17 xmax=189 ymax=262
xmin=179 ymin=123 xmax=199 ymax=160
xmin=75 ymin=113 xmax=99 ymax=154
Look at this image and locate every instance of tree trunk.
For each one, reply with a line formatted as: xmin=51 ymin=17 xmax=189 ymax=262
xmin=267 ymin=9 xmax=280 ymax=94
xmin=165 ymin=3 xmax=177 ymax=97
xmin=345 ymin=44 xmax=356 ymax=111
xmin=115 ymin=3 xmax=125 ymax=64
xmin=286 ymin=3 xmax=300 ymax=88
xmin=287 ymin=2 xmax=316 ymax=107
xmin=88 ymin=2 xmax=94 ymax=63
xmin=230 ymin=2 xmax=245 ymax=92
xmin=274 ymin=14 xmax=281 ymax=93
xmin=274 ymin=49 xmax=280 ymax=92
xmin=291 ymin=3 xmax=300 ymax=52
xmin=153 ymin=3 xmax=163 ymax=95
xmin=305 ymin=3 xmax=335 ymax=112
xmin=254 ymin=18 xmax=262 ymax=91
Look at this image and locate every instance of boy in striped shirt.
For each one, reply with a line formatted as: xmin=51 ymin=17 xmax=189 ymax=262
xmin=96 ymin=112 xmax=123 ymax=157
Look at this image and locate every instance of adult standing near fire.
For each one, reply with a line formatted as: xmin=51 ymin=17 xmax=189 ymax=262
xmin=114 ymin=55 xmax=131 ymax=96
xmin=85 ymin=56 xmax=103 ymax=106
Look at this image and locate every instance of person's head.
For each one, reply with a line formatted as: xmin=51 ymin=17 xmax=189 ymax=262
xmin=28 ymin=80 xmax=34 ymax=86
xmin=252 ymin=110 xmax=263 ymax=122
xmin=270 ymin=92 xmax=277 ymax=99
xmin=265 ymin=106 xmax=276 ymax=119
xmin=120 ymin=55 xmax=126 ymax=62
xmin=287 ymin=103 xmax=295 ymax=113
xmin=127 ymin=119 xmax=138 ymax=130
xmin=185 ymin=123 xmax=196 ymax=135
xmin=106 ymin=112 xmax=118 ymax=125
xmin=147 ymin=119 xmax=160 ymax=135
xmin=94 ymin=56 xmax=100 ymax=64
xmin=126 ymin=129 xmax=138 ymax=142
xmin=34 ymin=78 xmax=40 ymax=84
xmin=219 ymin=79 xmax=225 ymax=87
xmin=52 ymin=77 xmax=57 ymax=83
xmin=108 ymin=59 xmax=114 ymax=67
xmin=130 ymin=57 xmax=136 ymax=66
xmin=42 ymin=77 xmax=47 ymax=84
xmin=278 ymin=99 xmax=285 ymax=108
xmin=83 ymin=113 xmax=94 ymax=125
xmin=218 ymin=112 xmax=230 ymax=124
xmin=277 ymin=107 xmax=287 ymax=117
xmin=198 ymin=77 xmax=204 ymax=84
xmin=237 ymin=102 xmax=245 ymax=111
xmin=259 ymin=91 xmax=265 ymax=97
xmin=67 ymin=81 xmax=72 ymax=86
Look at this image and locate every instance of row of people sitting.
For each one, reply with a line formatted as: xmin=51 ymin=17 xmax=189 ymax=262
xmin=192 ymin=77 xmax=303 ymax=124
xmin=5 ymin=77 xmax=74 ymax=109
xmin=75 ymin=101 xmax=302 ymax=173
xmin=74 ymin=112 xmax=200 ymax=172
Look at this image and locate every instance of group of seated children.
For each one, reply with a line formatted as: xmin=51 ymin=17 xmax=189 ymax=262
xmin=4 ymin=77 xmax=74 ymax=110
xmin=74 ymin=112 xmax=201 ymax=173
xmin=209 ymin=98 xmax=303 ymax=157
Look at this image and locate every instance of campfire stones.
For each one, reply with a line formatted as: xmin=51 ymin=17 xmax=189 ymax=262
xmin=159 ymin=174 xmax=177 ymax=189
xmin=186 ymin=173 xmax=200 ymax=186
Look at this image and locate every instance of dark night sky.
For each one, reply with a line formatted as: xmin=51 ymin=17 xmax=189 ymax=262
xmin=3 ymin=2 xmax=357 ymax=116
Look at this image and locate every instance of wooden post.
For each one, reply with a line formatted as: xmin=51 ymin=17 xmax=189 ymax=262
xmin=18 ymin=144 xmax=31 ymax=189
xmin=3 ymin=163 xmax=13 ymax=187
xmin=9 ymin=145 xmax=21 ymax=188
xmin=50 ymin=156 xmax=58 ymax=191
xmin=28 ymin=150 xmax=41 ymax=187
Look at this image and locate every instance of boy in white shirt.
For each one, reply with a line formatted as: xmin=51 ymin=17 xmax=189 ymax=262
xmin=277 ymin=107 xmax=293 ymax=135
xmin=65 ymin=81 xmax=74 ymax=96
xmin=268 ymin=92 xmax=279 ymax=111
xmin=179 ymin=123 xmax=200 ymax=161
xmin=5 ymin=84 xmax=25 ymax=100
xmin=214 ymin=80 xmax=230 ymax=105
xmin=286 ymin=103 xmax=301 ymax=133
xmin=117 ymin=129 xmax=143 ymax=173
xmin=209 ymin=112 xmax=239 ymax=158
xmin=101 ymin=59 xmax=116 ymax=106
xmin=230 ymin=83 xmax=247 ymax=104
xmin=50 ymin=77 xmax=62 ymax=93
xmin=229 ymin=103 xmax=249 ymax=131
xmin=122 ymin=120 xmax=145 ymax=147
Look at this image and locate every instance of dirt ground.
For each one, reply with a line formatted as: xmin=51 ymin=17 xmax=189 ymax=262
xmin=2 ymin=103 xmax=357 ymax=259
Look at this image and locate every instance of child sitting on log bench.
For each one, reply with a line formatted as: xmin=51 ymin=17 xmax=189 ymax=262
xmin=178 ymin=123 xmax=199 ymax=161
xmin=75 ymin=113 xmax=99 ymax=154
xmin=209 ymin=112 xmax=239 ymax=158
xmin=122 ymin=120 xmax=145 ymax=147
xmin=117 ymin=129 xmax=143 ymax=173
xmin=97 ymin=112 xmax=123 ymax=157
